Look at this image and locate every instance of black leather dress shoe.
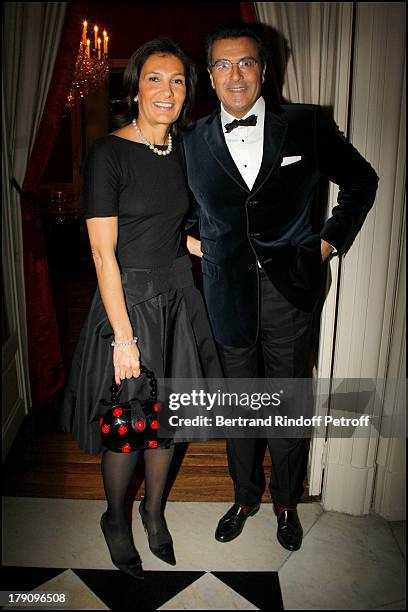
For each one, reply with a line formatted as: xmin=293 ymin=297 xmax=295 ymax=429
xmin=215 ymin=503 xmax=260 ymax=543
xmin=273 ymin=503 xmax=303 ymax=551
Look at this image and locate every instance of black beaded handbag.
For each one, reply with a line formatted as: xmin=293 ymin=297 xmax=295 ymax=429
xmin=99 ymin=365 xmax=165 ymax=453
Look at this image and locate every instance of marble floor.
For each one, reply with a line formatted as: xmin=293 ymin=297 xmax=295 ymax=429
xmin=1 ymin=498 xmax=406 ymax=610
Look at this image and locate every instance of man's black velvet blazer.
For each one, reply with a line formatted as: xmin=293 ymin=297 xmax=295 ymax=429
xmin=183 ymin=102 xmax=379 ymax=347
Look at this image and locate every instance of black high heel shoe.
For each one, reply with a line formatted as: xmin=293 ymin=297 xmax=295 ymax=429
xmin=100 ymin=512 xmax=144 ymax=580
xmin=138 ymin=500 xmax=176 ymax=566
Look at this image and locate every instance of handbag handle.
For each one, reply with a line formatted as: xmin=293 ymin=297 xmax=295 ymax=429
xmin=110 ymin=364 xmax=157 ymax=403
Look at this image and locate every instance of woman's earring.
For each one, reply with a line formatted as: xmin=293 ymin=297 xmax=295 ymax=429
xmin=134 ymin=96 xmax=138 ymax=103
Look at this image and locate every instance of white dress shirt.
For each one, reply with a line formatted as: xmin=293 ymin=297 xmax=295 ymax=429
xmin=221 ymin=96 xmax=265 ymax=191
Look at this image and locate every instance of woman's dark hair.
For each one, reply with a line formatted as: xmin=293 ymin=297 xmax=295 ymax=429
xmin=111 ymin=37 xmax=196 ymax=135
xmin=206 ymin=21 xmax=267 ymax=70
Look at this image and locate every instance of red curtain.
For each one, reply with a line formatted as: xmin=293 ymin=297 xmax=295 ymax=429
xmin=21 ymin=2 xmax=87 ymax=409
xmin=240 ymin=2 xmax=257 ymax=22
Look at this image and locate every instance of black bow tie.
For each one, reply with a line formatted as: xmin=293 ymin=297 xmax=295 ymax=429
xmin=224 ymin=114 xmax=257 ymax=133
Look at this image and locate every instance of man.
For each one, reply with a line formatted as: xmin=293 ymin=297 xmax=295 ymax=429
xmin=183 ymin=21 xmax=378 ymax=551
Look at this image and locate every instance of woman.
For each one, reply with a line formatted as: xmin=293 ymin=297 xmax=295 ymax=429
xmin=58 ymin=38 xmax=220 ymax=580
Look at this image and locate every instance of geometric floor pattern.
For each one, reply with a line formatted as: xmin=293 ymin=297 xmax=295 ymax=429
xmin=2 ymin=499 xmax=405 ymax=610
xmin=0 ymin=567 xmax=283 ymax=610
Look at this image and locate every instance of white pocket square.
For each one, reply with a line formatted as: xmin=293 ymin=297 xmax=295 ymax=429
xmin=281 ymin=156 xmax=302 ymax=166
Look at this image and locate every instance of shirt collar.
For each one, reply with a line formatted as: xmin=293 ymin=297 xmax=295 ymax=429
xmin=221 ymin=96 xmax=265 ymax=133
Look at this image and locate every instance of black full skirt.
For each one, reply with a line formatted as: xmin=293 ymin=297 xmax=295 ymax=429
xmin=58 ymin=255 xmax=222 ymax=454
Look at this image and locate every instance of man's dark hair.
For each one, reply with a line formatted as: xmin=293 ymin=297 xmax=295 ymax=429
xmin=206 ymin=21 xmax=267 ymax=69
xmin=111 ymin=37 xmax=196 ymax=136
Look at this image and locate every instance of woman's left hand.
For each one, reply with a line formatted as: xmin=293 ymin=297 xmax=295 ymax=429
xmin=187 ymin=235 xmax=202 ymax=258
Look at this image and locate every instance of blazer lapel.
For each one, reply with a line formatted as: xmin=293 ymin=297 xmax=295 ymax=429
xmin=203 ymin=111 xmax=250 ymax=193
xmin=251 ymin=106 xmax=288 ymax=194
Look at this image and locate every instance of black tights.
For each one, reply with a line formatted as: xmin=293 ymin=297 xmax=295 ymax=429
xmin=101 ymin=446 xmax=174 ymax=563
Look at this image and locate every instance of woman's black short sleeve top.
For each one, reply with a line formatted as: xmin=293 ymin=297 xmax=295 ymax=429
xmin=83 ymin=135 xmax=189 ymax=268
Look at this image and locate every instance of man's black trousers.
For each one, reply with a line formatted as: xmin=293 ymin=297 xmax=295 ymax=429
xmin=217 ymin=268 xmax=313 ymax=508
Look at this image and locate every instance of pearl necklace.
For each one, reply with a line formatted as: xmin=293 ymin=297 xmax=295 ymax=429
xmin=131 ymin=119 xmax=173 ymax=156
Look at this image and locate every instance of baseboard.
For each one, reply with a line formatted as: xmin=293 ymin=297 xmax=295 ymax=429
xmin=2 ymin=398 xmax=26 ymax=464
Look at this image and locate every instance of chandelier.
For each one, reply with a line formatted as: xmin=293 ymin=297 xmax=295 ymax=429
xmin=66 ymin=20 xmax=110 ymax=108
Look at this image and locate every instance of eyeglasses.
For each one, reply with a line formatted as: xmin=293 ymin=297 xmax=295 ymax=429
xmin=209 ymin=57 xmax=259 ymax=73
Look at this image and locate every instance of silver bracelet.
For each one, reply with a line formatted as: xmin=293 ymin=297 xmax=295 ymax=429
xmin=111 ymin=336 xmax=139 ymax=348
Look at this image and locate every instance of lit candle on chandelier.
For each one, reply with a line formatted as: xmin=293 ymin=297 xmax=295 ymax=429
xmin=105 ymin=36 xmax=109 ymax=56
xmin=97 ymin=37 xmax=101 ymax=59
xmin=94 ymin=25 xmax=98 ymax=49
xmin=86 ymin=39 xmax=90 ymax=58
xmin=82 ymin=20 xmax=87 ymax=44
xmin=103 ymin=30 xmax=107 ymax=55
